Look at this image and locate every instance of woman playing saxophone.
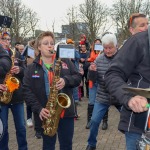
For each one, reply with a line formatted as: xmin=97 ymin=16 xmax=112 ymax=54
xmin=0 ymin=32 xmax=27 ymax=150
xmin=23 ymin=31 xmax=82 ymax=150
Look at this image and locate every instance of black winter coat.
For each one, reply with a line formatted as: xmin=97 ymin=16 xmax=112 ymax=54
xmin=23 ymin=56 xmax=82 ymax=117
xmin=0 ymin=45 xmax=12 ymax=84
xmin=105 ymin=31 xmax=150 ymax=134
xmin=1 ymin=49 xmax=25 ymax=105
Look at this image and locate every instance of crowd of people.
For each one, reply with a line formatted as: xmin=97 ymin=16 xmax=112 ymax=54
xmin=0 ymin=12 xmax=149 ymax=150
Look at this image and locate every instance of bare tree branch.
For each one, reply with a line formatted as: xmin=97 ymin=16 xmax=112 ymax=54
xmin=0 ymin=0 xmax=39 ymax=43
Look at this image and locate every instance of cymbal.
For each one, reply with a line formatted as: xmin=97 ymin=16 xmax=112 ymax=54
xmin=123 ymin=87 xmax=150 ymax=98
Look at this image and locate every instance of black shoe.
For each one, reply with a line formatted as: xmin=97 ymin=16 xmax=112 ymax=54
xmin=102 ymin=122 xmax=108 ymax=130
xmin=35 ymin=131 xmax=42 ymax=139
xmin=86 ymin=121 xmax=91 ymax=129
xmin=86 ymin=145 xmax=96 ymax=150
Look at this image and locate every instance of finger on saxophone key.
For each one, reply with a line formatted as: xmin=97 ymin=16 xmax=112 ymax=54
xmin=39 ymin=108 xmax=50 ymax=120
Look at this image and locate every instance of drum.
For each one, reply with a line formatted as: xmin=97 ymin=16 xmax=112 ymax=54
xmin=0 ymin=118 xmax=3 ymax=141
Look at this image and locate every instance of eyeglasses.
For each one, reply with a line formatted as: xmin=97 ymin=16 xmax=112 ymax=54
xmin=2 ymin=38 xmax=11 ymax=42
xmin=129 ymin=13 xmax=146 ymax=27
xmin=41 ymin=41 xmax=54 ymax=46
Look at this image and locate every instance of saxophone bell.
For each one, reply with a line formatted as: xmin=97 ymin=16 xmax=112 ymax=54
xmin=0 ymin=48 xmax=20 ymax=104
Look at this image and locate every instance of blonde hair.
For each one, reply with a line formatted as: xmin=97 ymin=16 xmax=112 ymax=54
xmin=35 ymin=31 xmax=55 ymax=53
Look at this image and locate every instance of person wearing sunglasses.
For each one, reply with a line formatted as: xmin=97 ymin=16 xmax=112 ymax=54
xmin=105 ymin=15 xmax=150 ymax=150
xmin=127 ymin=13 xmax=148 ymax=35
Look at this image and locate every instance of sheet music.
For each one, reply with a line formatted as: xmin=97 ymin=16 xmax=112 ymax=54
xmin=123 ymin=87 xmax=150 ymax=98
xmin=59 ymin=48 xmax=75 ymax=58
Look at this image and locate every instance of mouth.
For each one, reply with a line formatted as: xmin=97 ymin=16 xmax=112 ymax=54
xmin=49 ymin=50 xmax=55 ymax=54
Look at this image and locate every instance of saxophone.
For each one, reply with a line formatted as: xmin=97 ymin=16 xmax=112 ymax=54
xmin=0 ymin=48 xmax=20 ymax=104
xmin=42 ymin=58 xmax=71 ymax=136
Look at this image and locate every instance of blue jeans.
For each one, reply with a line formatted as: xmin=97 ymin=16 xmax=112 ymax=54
xmin=125 ymin=132 xmax=141 ymax=150
xmin=87 ymin=101 xmax=121 ymax=147
xmin=88 ymin=83 xmax=97 ymax=105
xmin=73 ymin=87 xmax=79 ymax=102
xmin=42 ymin=117 xmax=74 ymax=150
xmin=0 ymin=103 xmax=28 ymax=150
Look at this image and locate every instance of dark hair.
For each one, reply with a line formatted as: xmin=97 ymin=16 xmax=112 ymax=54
xmin=94 ymin=38 xmax=101 ymax=43
xmin=127 ymin=13 xmax=146 ymax=29
xmin=15 ymin=42 xmax=21 ymax=46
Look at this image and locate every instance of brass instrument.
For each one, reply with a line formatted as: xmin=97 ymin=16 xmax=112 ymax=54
xmin=42 ymin=58 xmax=71 ymax=136
xmin=0 ymin=48 xmax=19 ymax=104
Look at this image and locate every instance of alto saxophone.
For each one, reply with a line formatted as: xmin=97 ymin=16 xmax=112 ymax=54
xmin=0 ymin=48 xmax=20 ymax=104
xmin=42 ymin=58 xmax=71 ymax=136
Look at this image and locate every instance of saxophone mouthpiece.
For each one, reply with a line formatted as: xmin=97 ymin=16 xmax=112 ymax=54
xmin=49 ymin=50 xmax=55 ymax=54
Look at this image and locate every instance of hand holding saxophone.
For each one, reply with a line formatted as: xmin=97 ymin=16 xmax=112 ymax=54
xmin=39 ymin=108 xmax=50 ymax=121
xmin=10 ymin=66 xmax=20 ymax=74
xmin=0 ymin=84 xmax=7 ymax=92
xmin=56 ymin=78 xmax=65 ymax=90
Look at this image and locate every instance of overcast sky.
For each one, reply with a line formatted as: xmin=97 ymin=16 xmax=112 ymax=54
xmin=22 ymin=0 xmax=112 ymax=33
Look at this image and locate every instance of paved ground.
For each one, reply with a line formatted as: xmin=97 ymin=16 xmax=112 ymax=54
xmin=8 ymin=98 xmax=126 ymax=150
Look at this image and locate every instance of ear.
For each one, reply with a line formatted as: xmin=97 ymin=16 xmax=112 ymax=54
xmin=129 ymin=27 xmax=134 ymax=35
xmin=38 ymin=45 xmax=41 ymax=51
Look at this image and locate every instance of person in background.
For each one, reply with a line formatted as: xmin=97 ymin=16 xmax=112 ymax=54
xmin=104 ymin=13 xmax=149 ymax=150
xmin=23 ymin=39 xmax=42 ymax=138
xmin=0 ymin=32 xmax=28 ymax=150
xmin=79 ymin=44 xmax=90 ymax=99
xmin=17 ymin=44 xmax=25 ymax=61
xmin=79 ymin=34 xmax=90 ymax=52
xmin=23 ymin=31 xmax=82 ymax=150
xmin=66 ymin=38 xmax=81 ymax=120
xmin=18 ymin=44 xmax=25 ymax=54
xmin=15 ymin=42 xmax=21 ymax=51
xmin=86 ymin=33 xmax=122 ymax=150
xmin=86 ymin=38 xmax=109 ymax=130
xmin=86 ymin=39 xmax=102 ymax=129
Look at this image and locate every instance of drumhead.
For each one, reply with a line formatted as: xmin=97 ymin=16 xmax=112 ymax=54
xmin=0 ymin=118 xmax=3 ymax=140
